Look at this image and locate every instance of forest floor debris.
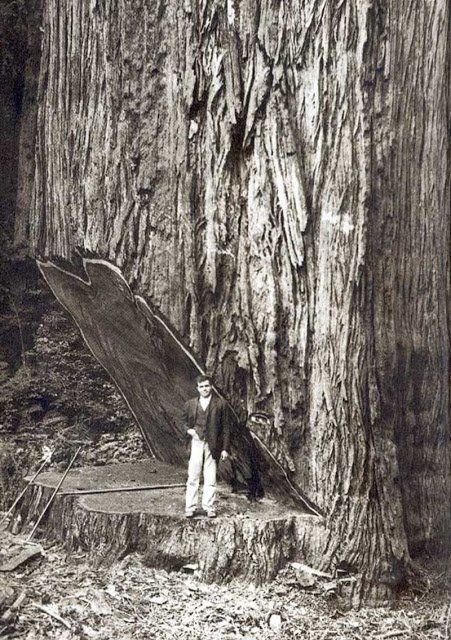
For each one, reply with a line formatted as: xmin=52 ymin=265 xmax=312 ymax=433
xmin=0 ymin=525 xmax=448 ymax=640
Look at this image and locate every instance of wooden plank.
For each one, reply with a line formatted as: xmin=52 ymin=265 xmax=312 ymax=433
xmin=0 ymin=544 xmax=42 ymax=572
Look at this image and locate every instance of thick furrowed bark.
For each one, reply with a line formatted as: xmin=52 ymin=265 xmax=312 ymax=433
xmin=12 ymin=0 xmax=449 ymax=602
xmin=387 ymin=0 xmax=450 ymax=555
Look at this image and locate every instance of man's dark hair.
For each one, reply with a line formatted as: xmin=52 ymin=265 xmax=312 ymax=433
xmin=195 ymin=374 xmax=212 ymax=385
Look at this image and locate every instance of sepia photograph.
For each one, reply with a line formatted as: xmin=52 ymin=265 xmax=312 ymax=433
xmin=0 ymin=0 xmax=449 ymax=638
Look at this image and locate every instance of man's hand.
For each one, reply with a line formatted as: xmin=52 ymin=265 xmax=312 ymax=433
xmin=187 ymin=428 xmax=199 ymax=440
xmin=220 ymin=450 xmax=229 ymax=461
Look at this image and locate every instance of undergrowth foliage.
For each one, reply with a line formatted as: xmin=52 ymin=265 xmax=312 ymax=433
xmin=0 ymin=307 xmax=133 ymax=436
xmin=0 ymin=288 xmax=139 ymax=508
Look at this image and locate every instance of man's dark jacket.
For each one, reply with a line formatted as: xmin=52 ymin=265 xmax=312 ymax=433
xmin=182 ymin=394 xmax=231 ymax=462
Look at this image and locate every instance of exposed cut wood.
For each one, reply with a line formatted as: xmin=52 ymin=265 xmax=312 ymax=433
xmin=10 ymin=460 xmax=325 ymax=586
xmin=38 ymin=258 xmax=321 ymax=514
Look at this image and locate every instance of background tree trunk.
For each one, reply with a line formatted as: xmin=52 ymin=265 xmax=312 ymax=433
xmin=0 ymin=0 xmax=41 ymax=265
xmin=11 ymin=0 xmax=450 ymax=602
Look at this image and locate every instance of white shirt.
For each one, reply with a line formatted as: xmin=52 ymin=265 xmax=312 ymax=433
xmin=199 ymin=395 xmax=212 ymax=411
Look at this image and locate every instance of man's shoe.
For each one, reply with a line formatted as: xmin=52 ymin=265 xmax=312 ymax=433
xmin=207 ymin=511 xmax=217 ymax=518
xmin=185 ymin=512 xmax=195 ymax=519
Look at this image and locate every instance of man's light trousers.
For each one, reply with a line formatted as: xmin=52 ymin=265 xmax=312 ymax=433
xmin=185 ymin=438 xmax=217 ymax=514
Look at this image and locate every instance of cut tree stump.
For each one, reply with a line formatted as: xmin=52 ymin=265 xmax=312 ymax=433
xmin=10 ymin=460 xmax=326 ymax=585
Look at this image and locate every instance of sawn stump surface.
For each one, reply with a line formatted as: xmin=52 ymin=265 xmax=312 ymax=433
xmin=12 ymin=460 xmax=326 ymax=585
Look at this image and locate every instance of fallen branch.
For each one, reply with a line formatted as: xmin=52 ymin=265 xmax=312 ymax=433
xmin=34 ymin=603 xmax=72 ymax=629
xmin=1 ymin=592 xmax=26 ymax=622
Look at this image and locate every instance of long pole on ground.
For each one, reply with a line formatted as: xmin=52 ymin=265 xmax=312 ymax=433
xmin=26 ymin=447 xmax=81 ymax=542
xmin=0 ymin=458 xmax=51 ymax=526
xmin=60 ymin=482 xmax=186 ymax=496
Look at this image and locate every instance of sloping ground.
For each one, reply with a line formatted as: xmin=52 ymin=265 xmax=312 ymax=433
xmin=0 ymin=289 xmax=140 ymax=511
xmin=10 ymin=460 xmax=324 ymax=585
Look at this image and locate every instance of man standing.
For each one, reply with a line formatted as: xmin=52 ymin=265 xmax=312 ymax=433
xmin=182 ymin=375 xmax=230 ymax=518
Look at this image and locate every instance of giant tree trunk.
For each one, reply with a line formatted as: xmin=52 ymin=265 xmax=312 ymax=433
xmin=13 ymin=0 xmax=450 ymax=603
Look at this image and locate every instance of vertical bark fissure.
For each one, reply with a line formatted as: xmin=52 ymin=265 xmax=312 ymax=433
xmin=13 ymin=0 xmax=448 ymax=600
